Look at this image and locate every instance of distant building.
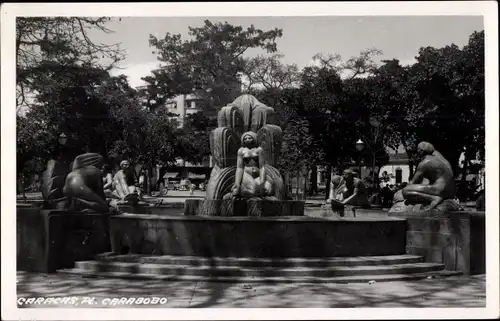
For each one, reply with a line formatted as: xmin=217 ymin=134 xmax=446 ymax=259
xmin=149 ymin=93 xmax=216 ymax=188
xmin=164 ymin=93 xmax=215 ymax=127
xmin=311 ymin=144 xmax=412 ymax=192
xmin=379 ymin=145 xmax=411 ymax=186
xmin=142 ymin=79 xmax=246 ymax=189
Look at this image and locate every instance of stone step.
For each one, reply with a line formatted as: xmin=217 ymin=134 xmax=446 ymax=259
xmin=95 ymin=253 xmax=424 ymax=268
xmin=73 ymin=260 xmax=445 ymax=278
xmin=57 ymin=268 xmax=462 ymax=284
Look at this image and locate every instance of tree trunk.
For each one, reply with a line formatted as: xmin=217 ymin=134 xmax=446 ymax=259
xmin=309 ymin=164 xmax=318 ymax=196
xmin=324 ymin=164 xmax=332 ymax=200
xmin=459 ymin=151 xmax=469 ymax=201
xmin=375 ymin=166 xmax=382 ymax=190
xmin=18 ymin=175 xmax=26 ymax=199
xmin=295 ymin=170 xmax=300 ymax=200
xmin=286 ymin=171 xmax=293 ymax=197
xmin=372 ymin=154 xmax=377 ymax=189
xmin=303 ymin=170 xmax=308 ymax=200
xmin=145 ymin=167 xmax=151 ymax=196
xmin=147 ymin=164 xmax=154 ymax=196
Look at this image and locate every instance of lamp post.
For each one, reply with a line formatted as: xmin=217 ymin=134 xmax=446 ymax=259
xmin=355 ymin=139 xmax=365 ymax=178
xmin=58 ymin=132 xmax=68 ymax=146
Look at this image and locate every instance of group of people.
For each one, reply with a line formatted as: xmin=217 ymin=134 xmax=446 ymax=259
xmin=371 ymin=183 xmax=408 ymax=207
xmin=326 ymin=169 xmax=371 ymax=208
xmin=101 ymin=160 xmax=144 ymax=205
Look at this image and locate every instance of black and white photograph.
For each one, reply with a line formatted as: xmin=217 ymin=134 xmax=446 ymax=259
xmin=1 ymin=2 xmax=498 ymax=320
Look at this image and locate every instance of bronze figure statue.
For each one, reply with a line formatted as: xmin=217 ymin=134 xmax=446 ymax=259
xmin=63 ymin=153 xmax=110 ymax=213
xmin=390 ymin=141 xmax=461 ymax=213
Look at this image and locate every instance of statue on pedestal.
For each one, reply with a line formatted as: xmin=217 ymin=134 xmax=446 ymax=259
xmin=206 ymin=94 xmax=288 ymax=201
xmin=389 ymin=141 xmax=462 ymax=213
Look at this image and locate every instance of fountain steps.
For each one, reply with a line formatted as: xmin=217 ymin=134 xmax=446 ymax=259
xmin=58 ymin=253 xmax=461 ymax=283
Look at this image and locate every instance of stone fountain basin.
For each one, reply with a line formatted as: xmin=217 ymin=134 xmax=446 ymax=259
xmin=184 ymin=199 xmax=305 ymax=217
xmin=110 ymin=213 xmax=407 ymax=258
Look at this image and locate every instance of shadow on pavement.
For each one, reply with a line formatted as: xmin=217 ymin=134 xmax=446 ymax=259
xmin=17 ymin=272 xmax=485 ymax=308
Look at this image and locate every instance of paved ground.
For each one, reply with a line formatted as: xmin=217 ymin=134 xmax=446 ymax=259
xmin=16 ymin=272 xmax=485 ymax=308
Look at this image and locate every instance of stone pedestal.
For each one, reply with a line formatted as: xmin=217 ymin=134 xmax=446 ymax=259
xmin=388 ymin=210 xmax=485 ymax=275
xmin=17 ymin=206 xmax=112 ymax=273
xmin=184 ymin=199 xmax=305 ymax=217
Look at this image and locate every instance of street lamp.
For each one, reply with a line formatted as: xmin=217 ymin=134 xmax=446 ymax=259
xmin=355 ymin=139 xmax=365 ymax=152
xmin=355 ymin=139 xmax=365 ymax=178
xmin=58 ymin=133 xmax=68 ymax=146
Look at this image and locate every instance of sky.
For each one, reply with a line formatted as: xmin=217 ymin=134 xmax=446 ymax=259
xmin=90 ymin=16 xmax=484 ymax=88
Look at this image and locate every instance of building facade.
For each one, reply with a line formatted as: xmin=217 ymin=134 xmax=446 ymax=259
xmin=153 ymin=93 xmax=216 ymax=189
xmin=378 ymin=145 xmax=411 ymax=186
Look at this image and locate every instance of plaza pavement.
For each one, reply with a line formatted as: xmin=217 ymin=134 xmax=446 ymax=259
xmin=16 ymin=272 xmax=485 ymax=308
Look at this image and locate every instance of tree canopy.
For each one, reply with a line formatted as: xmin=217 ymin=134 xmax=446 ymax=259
xmin=16 ymin=17 xmax=485 ymax=196
xmin=145 ymin=20 xmax=283 ymax=109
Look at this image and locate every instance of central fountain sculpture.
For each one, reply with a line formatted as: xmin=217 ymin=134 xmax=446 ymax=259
xmin=185 ymin=94 xmax=304 ymax=217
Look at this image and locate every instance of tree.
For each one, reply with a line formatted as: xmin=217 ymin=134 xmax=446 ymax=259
xmin=279 ymin=118 xmax=324 ymax=199
xmin=399 ymin=31 xmax=485 ymax=176
xmin=311 ymin=48 xmax=383 ymax=80
xmin=181 ymin=111 xmax=218 ymax=165
xmin=288 ymin=48 xmax=386 ymax=194
xmin=343 ymin=48 xmax=383 ymax=80
xmin=146 ymin=20 xmax=283 ymax=108
xmin=280 ymin=66 xmax=344 ymax=196
xmin=16 ymin=17 xmax=127 ymax=192
xmin=242 ymin=53 xmax=300 ymax=103
xmin=16 ymin=114 xmax=51 ymax=196
xmin=16 ymin=17 xmax=124 ymax=111
xmin=24 ymin=63 xmax=141 ymax=162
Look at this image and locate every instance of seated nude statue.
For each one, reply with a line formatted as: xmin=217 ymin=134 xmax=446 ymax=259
xmin=110 ymin=160 xmax=140 ymax=205
xmin=63 ymin=153 xmax=110 ymax=213
xmin=231 ymin=131 xmax=275 ymax=199
xmin=401 ymin=141 xmax=456 ymax=211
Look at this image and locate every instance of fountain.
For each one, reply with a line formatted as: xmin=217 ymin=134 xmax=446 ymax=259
xmin=185 ymin=94 xmax=304 ymax=217
xmin=16 ymin=98 xmax=485 ymax=279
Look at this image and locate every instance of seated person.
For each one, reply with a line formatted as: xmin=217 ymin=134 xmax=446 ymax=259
xmin=402 ymin=142 xmax=456 ymax=211
xmin=326 ymin=174 xmax=347 ymax=203
xmin=110 ymin=160 xmax=140 ymax=205
xmin=380 ymin=184 xmax=393 ymax=207
xmin=340 ymin=169 xmax=371 ymax=208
